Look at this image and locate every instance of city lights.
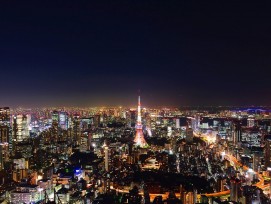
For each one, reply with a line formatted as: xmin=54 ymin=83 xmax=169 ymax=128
xmin=0 ymin=1 xmax=270 ymax=203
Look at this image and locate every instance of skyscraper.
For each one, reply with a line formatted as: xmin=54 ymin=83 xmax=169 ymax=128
xmin=233 ymin=122 xmax=242 ymax=145
xmin=0 ymin=107 xmax=12 ymax=153
xmin=59 ymin=112 xmax=69 ymax=130
xmin=134 ymin=96 xmax=148 ymax=148
xmin=13 ymin=115 xmax=30 ymax=141
xmin=51 ymin=110 xmax=59 ymax=122
xmin=104 ymin=143 xmax=109 ymax=172
xmin=72 ymin=115 xmax=80 ymax=145
xmin=0 ymin=125 xmax=9 ymax=170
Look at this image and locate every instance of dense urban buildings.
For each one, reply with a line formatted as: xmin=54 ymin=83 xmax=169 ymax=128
xmin=0 ymin=98 xmax=271 ymax=203
xmin=1 ymin=1 xmax=271 ymax=204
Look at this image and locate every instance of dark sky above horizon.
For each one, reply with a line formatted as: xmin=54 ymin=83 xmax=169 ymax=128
xmin=0 ymin=1 xmax=271 ymax=107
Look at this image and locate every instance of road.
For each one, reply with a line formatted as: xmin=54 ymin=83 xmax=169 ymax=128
xmin=193 ymin=131 xmax=269 ymax=197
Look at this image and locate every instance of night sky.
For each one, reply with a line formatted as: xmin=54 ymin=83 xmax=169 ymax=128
xmin=0 ymin=1 xmax=271 ymax=107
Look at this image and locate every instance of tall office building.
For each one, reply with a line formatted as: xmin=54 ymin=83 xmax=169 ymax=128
xmin=0 ymin=125 xmax=9 ymax=170
xmin=59 ymin=112 xmax=69 ymax=130
xmin=12 ymin=116 xmax=18 ymax=153
xmin=51 ymin=111 xmax=59 ymax=123
xmin=93 ymin=115 xmax=100 ymax=127
xmin=265 ymin=135 xmax=271 ymax=168
xmin=233 ymin=122 xmax=242 ymax=145
xmin=0 ymin=107 xmax=12 ymax=152
xmin=72 ymin=115 xmax=80 ymax=145
xmin=13 ymin=115 xmax=30 ymax=141
xmin=51 ymin=111 xmax=69 ymax=130
xmin=104 ymin=143 xmax=109 ymax=172
xmin=134 ymin=96 xmax=148 ymax=148
xmin=186 ymin=126 xmax=194 ymax=143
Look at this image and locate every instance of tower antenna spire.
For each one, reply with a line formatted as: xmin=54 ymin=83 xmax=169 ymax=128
xmin=134 ymin=94 xmax=148 ymax=148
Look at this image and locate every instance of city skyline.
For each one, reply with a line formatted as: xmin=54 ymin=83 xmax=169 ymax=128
xmin=1 ymin=1 xmax=271 ymax=107
xmin=2 ymin=2 xmax=271 ymax=203
xmin=2 ymin=97 xmax=271 ymax=203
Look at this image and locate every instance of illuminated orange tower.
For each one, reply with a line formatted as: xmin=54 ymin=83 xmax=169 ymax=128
xmin=134 ymin=96 xmax=148 ymax=147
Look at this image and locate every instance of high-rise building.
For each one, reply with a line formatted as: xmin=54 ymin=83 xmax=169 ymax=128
xmin=12 ymin=116 xmax=18 ymax=153
xmin=104 ymin=143 xmax=109 ymax=172
xmin=253 ymin=152 xmax=261 ymax=172
xmin=134 ymin=96 xmax=148 ymax=148
xmin=230 ymin=178 xmax=241 ymax=202
xmin=0 ymin=107 xmax=12 ymax=152
xmin=0 ymin=125 xmax=9 ymax=170
xmin=93 ymin=115 xmax=100 ymax=127
xmin=265 ymin=135 xmax=271 ymax=168
xmin=80 ymin=117 xmax=93 ymax=131
xmin=0 ymin=107 xmax=10 ymax=122
xmin=233 ymin=122 xmax=242 ymax=145
xmin=72 ymin=115 xmax=80 ymax=145
xmin=176 ymin=118 xmax=180 ymax=129
xmin=51 ymin=111 xmax=59 ymax=123
xmin=59 ymin=112 xmax=69 ymax=130
xmin=186 ymin=127 xmax=193 ymax=143
xmin=186 ymin=121 xmax=194 ymax=143
xmin=13 ymin=115 xmax=30 ymax=142
xmin=51 ymin=111 xmax=69 ymax=130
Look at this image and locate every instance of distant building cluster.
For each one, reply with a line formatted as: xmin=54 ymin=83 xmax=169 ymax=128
xmin=1 ymin=103 xmax=271 ymax=203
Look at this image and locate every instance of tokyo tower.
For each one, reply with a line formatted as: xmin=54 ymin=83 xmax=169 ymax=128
xmin=134 ymin=96 xmax=148 ymax=147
